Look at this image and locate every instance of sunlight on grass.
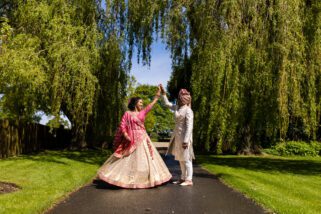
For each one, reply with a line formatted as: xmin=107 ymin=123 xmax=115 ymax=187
xmin=198 ymin=155 xmax=321 ymax=214
xmin=0 ymin=150 xmax=111 ymax=214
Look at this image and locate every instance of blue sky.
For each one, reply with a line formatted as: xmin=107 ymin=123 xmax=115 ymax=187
xmin=131 ymin=40 xmax=172 ymax=87
xmin=101 ymin=0 xmax=172 ymax=87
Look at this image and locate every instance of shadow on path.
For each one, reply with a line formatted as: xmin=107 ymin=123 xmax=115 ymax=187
xmin=47 ymin=154 xmax=267 ymax=214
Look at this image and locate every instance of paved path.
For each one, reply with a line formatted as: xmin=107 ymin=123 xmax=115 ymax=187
xmin=47 ymin=146 xmax=266 ymax=214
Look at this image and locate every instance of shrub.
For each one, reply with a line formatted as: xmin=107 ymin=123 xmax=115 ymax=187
xmin=265 ymin=141 xmax=320 ymax=157
xmin=311 ymin=141 xmax=321 ymax=156
xmin=263 ymin=148 xmax=279 ymax=156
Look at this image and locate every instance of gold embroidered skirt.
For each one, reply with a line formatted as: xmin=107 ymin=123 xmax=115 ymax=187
xmin=97 ymin=138 xmax=172 ymax=188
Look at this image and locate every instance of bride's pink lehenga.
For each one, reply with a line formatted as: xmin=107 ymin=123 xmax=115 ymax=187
xmin=97 ymin=104 xmax=172 ymax=188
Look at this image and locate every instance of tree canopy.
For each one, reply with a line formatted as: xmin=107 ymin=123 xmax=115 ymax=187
xmin=124 ymin=0 xmax=321 ymax=154
xmin=130 ymin=84 xmax=174 ymax=137
xmin=1 ymin=0 xmax=321 ymax=153
xmin=0 ymin=0 xmax=127 ymax=148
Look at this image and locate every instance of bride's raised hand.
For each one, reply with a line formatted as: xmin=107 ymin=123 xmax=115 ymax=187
xmin=146 ymin=86 xmax=161 ymax=109
xmin=155 ymin=85 xmax=161 ymax=97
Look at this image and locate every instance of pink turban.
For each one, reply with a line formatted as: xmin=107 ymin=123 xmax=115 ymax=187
xmin=178 ymin=89 xmax=191 ymax=106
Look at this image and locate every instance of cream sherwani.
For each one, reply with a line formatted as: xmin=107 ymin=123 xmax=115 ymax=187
xmin=162 ymin=95 xmax=195 ymax=161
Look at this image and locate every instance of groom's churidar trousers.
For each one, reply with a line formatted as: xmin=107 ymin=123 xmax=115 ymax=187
xmin=179 ymin=160 xmax=193 ymax=181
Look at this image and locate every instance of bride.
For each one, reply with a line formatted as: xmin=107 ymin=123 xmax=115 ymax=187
xmin=97 ymin=86 xmax=172 ymax=188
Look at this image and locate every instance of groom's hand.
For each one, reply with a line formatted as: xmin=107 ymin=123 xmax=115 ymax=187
xmin=182 ymin=143 xmax=188 ymax=149
xmin=159 ymin=84 xmax=166 ymax=95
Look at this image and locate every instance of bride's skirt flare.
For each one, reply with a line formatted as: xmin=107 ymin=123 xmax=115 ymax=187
xmin=97 ymin=139 xmax=172 ymax=188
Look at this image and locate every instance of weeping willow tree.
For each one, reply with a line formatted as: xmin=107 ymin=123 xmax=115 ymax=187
xmin=121 ymin=0 xmax=321 ymax=154
xmin=179 ymin=0 xmax=320 ymax=154
xmin=0 ymin=0 xmax=127 ymax=148
xmin=1 ymin=0 xmax=320 ymax=152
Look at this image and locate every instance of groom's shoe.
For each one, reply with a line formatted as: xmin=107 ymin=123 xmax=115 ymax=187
xmin=180 ymin=180 xmax=193 ymax=186
xmin=172 ymin=179 xmax=185 ymax=184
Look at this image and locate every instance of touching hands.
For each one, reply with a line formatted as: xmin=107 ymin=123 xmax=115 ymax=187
xmin=159 ymin=84 xmax=166 ymax=95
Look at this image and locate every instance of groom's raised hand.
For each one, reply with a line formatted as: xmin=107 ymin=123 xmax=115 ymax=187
xmin=159 ymin=84 xmax=166 ymax=95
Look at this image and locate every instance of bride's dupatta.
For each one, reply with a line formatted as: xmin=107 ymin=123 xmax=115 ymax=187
xmin=113 ymin=106 xmax=151 ymax=158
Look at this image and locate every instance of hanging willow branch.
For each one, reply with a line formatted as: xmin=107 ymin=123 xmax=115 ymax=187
xmin=1 ymin=0 xmax=321 ymax=152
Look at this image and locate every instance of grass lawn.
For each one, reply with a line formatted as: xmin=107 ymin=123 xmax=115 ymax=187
xmin=197 ymin=155 xmax=321 ymax=214
xmin=0 ymin=150 xmax=111 ymax=214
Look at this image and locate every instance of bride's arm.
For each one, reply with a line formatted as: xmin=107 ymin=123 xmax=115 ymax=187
xmin=141 ymin=86 xmax=161 ymax=116
xmin=149 ymin=87 xmax=161 ymax=108
xmin=119 ymin=112 xmax=131 ymax=141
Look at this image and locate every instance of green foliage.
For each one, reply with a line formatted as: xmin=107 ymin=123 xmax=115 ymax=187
xmin=0 ymin=150 xmax=111 ymax=213
xmin=2 ymin=0 xmax=321 ymax=152
xmin=0 ymin=34 xmax=47 ymax=120
xmin=199 ymin=155 xmax=321 ymax=214
xmin=266 ymin=141 xmax=321 ymax=157
xmin=131 ymin=84 xmax=174 ymax=135
xmin=167 ymin=60 xmax=192 ymax=100
xmin=308 ymin=142 xmax=321 ymax=156
xmin=46 ymin=116 xmax=70 ymax=129
xmin=163 ymin=0 xmax=321 ymax=154
xmin=0 ymin=0 xmax=127 ymax=147
xmin=88 ymin=35 xmax=127 ymax=146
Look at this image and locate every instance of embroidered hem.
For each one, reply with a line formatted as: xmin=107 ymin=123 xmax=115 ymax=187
xmin=98 ymin=173 xmax=172 ymax=189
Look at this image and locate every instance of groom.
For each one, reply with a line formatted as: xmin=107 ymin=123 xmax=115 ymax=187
xmin=160 ymin=85 xmax=195 ymax=186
